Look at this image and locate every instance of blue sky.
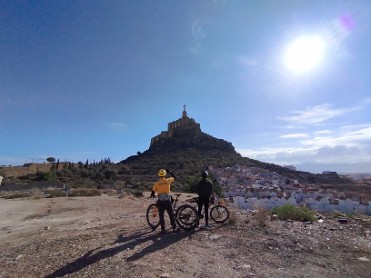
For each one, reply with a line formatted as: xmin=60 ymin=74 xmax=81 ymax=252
xmin=1 ymin=0 xmax=371 ymax=173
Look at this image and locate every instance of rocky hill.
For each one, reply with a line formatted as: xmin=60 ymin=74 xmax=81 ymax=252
xmin=119 ymin=108 xmax=351 ymax=190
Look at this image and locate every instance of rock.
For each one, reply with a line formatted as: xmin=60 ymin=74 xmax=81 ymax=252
xmin=357 ymin=257 xmax=369 ymax=262
xmin=44 ymin=226 xmax=52 ymax=231
xmin=160 ymin=273 xmax=170 ymax=278
xmin=209 ymin=234 xmax=222 ymax=240
xmin=338 ymin=218 xmax=348 ymax=224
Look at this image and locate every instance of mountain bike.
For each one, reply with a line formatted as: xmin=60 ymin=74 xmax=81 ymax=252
xmin=209 ymin=196 xmax=230 ymax=223
xmin=146 ymin=193 xmax=199 ymax=231
xmin=191 ymin=195 xmax=230 ymax=224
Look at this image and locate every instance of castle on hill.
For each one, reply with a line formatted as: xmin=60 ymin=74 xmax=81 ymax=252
xmin=150 ymin=106 xmax=201 ymax=146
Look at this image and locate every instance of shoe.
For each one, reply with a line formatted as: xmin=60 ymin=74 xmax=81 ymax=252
xmin=172 ymin=228 xmax=181 ymax=233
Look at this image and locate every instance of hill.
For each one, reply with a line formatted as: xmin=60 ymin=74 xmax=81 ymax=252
xmin=119 ymin=108 xmax=352 ymax=191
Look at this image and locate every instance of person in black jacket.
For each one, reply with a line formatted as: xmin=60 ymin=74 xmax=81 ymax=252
xmin=196 ymin=170 xmax=213 ymax=227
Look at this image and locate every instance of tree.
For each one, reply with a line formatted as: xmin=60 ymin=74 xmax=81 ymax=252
xmin=46 ymin=157 xmax=56 ymax=163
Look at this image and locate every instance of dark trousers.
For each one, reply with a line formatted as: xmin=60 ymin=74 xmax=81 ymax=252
xmin=197 ymin=197 xmax=210 ymax=225
xmin=157 ymin=199 xmax=176 ymax=230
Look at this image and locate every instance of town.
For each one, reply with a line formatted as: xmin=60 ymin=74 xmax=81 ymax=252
xmin=211 ymin=165 xmax=371 ymax=215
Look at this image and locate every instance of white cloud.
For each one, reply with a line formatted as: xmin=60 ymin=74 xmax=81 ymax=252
xmin=108 ymin=122 xmax=128 ymax=131
xmin=315 ymin=130 xmax=333 ymax=135
xmin=276 ymin=104 xmax=356 ymax=124
xmin=190 ymin=19 xmax=209 ymax=55
xmin=237 ymin=124 xmax=371 ymax=166
xmin=235 ymin=55 xmax=258 ymax=67
xmin=280 ymin=133 xmax=308 ymax=139
xmin=302 ymin=126 xmax=371 ymax=148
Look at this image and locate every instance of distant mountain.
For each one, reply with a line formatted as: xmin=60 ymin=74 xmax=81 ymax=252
xmin=296 ymin=162 xmax=371 ymax=175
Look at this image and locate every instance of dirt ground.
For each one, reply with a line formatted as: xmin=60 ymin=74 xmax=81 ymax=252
xmin=0 ymin=193 xmax=370 ymax=278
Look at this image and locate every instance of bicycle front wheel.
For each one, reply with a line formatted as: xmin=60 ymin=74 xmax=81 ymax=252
xmin=210 ymin=205 xmax=229 ymax=223
xmin=146 ymin=203 xmax=160 ymax=230
xmin=175 ymin=204 xmax=199 ymax=231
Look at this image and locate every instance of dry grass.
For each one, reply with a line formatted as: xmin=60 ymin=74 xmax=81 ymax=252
xmin=254 ymin=206 xmax=270 ymax=227
xmin=227 ymin=209 xmax=239 ymax=225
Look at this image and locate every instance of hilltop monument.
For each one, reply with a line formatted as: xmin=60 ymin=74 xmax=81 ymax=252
xmin=150 ymin=105 xmax=202 ymax=147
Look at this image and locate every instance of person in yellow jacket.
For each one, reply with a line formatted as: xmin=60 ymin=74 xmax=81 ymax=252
xmin=151 ymin=169 xmax=178 ymax=233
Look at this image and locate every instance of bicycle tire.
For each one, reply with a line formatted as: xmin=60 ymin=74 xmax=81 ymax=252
xmin=146 ymin=203 xmax=160 ymax=229
xmin=210 ymin=205 xmax=229 ymax=223
xmin=175 ymin=204 xmax=199 ymax=231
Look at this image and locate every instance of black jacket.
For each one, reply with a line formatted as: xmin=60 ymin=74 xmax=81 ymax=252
xmin=196 ymin=178 xmax=213 ymax=198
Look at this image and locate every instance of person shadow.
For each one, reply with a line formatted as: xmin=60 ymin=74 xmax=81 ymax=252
xmin=44 ymin=228 xmax=192 ymax=278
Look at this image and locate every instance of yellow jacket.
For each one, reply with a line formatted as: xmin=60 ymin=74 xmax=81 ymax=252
xmin=152 ymin=177 xmax=175 ymax=194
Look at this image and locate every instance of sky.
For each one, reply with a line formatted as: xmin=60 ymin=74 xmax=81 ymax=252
xmin=1 ymin=0 xmax=371 ymax=173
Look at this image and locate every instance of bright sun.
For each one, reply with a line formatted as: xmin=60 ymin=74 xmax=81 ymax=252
xmin=284 ymin=36 xmax=326 ymax=74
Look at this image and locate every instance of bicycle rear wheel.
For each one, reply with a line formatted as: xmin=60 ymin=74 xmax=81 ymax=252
xmin=175 ymin=204 xmax=199 ymax=231
xmin=146 ymin=203 xmax=160 ymax=229
xmin=210 ymin=205 xmax=229 ymax=223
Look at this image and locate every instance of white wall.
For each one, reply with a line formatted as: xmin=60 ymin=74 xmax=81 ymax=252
xmin=231 ymin=196 xmax=371 ymax=215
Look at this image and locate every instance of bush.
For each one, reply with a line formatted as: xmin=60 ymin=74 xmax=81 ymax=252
xmin=271 ymin=204 xmax=316 ymax=222
xmin=1 ymin=191 xmax=31 ymax=199
xmin=46 ymin=189 xmax=67 ymax=198
xmin=126 ymin=188 xmax=144 ymax=197
xmin=255 ymin=206 xmax=270 ymax=227
xmin=69 ymin=188 xmax=101 ymax=197
xmin=228 ymin=209 xmax=238 ymax=225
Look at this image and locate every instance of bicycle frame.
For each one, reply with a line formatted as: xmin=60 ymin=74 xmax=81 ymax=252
xmin=146 ymin=193 xmax=199 ymax=231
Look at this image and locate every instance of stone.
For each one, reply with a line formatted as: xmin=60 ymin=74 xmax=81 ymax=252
xmin=338 ymin=218 xmax=348 ymax=224
xmin=209 ymin=234 xmax=222 ymax=240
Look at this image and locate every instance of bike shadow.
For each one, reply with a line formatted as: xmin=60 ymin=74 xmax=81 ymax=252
xmin=126 ymin=229 xmax=192 ymax=262
xmin=44 ymin=228 xmax=193 ymax=278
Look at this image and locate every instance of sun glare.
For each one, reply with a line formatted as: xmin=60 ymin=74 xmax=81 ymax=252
xmin=284 ymin=36 xmax=326 ymax=74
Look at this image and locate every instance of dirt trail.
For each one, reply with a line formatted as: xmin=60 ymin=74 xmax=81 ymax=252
xmin=0 ymin=195 xmax=370 ymax=278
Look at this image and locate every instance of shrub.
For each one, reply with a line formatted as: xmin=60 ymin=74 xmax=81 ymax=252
xmin=228 ymin=209 xmax=238 ymax=225
xmin=1 ymin=191 xmax=31 ymax=199
xmin=255 ymin=206 xmax=270 ymax=227
xmin=69 ymin=188 xmax=101 ymax=197
xmin=271 ymin=204 xmax=316 ymax=222
xmin=46 ymin=189 xmax=67 ymax=198
xmin=126 ymin=188 xmax=144 ymax=197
